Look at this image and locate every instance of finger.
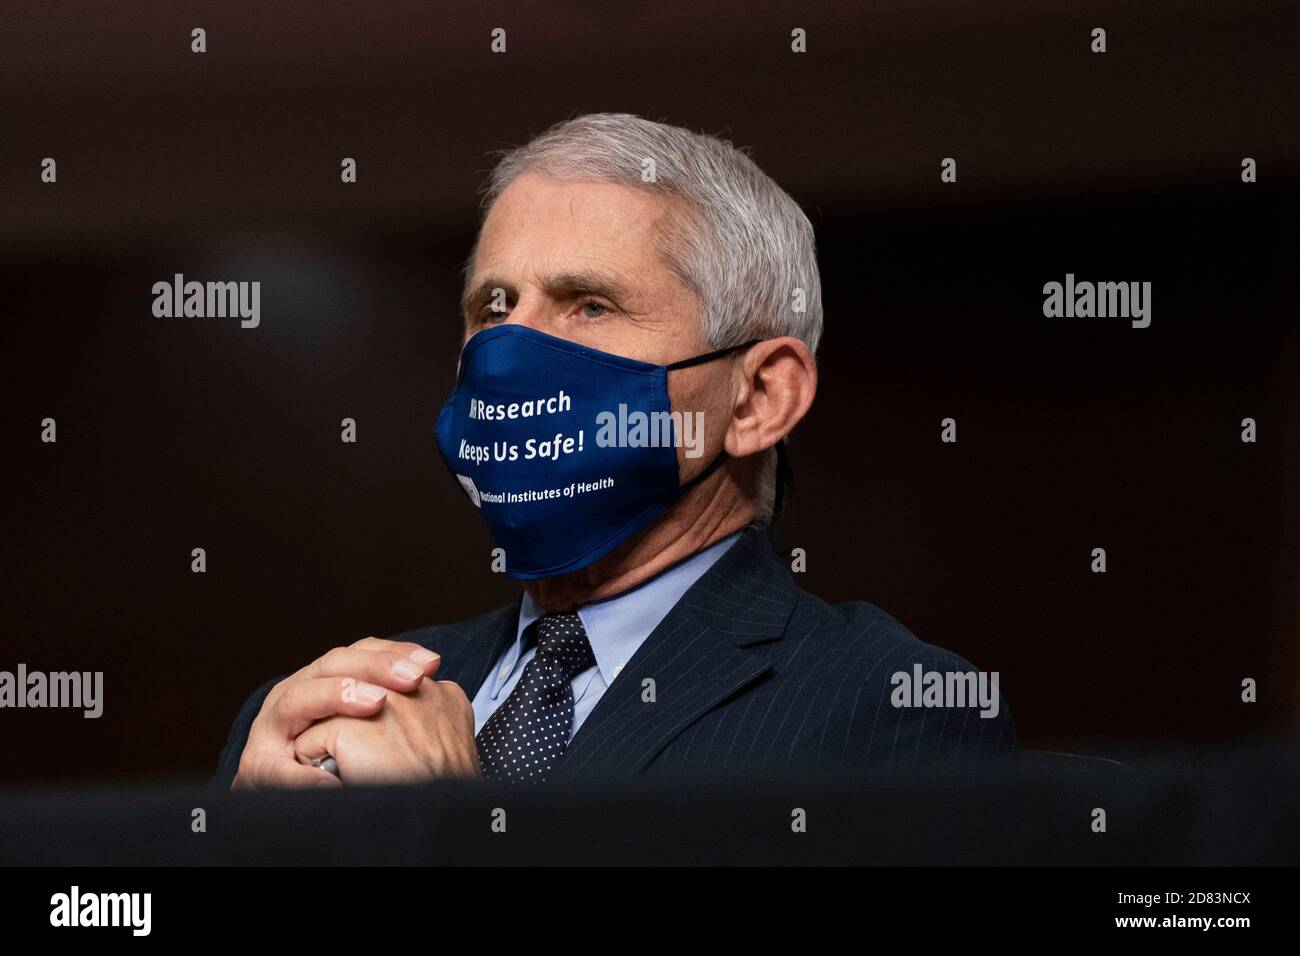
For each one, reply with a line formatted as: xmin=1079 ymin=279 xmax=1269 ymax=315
xmin=351 ymin=635 xmax=445 ymax=664
xmin=270 ymin=675 xmax=388 ymax=739
xmin=268 ymin=758 xmax=342 ymax=790
xmin=435 ymin=679 xmax=474 ymax=713
xmin=292 ymin=722 xmax=331 ymax=764
xmin=303 ymin=645 xmax=441 ymax=690
xmin=241 ymin=751 xmax=342 ymax=791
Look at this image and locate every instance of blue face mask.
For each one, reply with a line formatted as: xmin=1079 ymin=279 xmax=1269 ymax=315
xmin=433 ymin=324 xmax=758 ymax=579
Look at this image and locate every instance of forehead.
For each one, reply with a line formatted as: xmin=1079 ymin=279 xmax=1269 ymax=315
xmin=471 ymin=171 xmax=681 ymax=283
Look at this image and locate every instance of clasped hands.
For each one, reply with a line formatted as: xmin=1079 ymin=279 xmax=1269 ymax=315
xmin=231 ymin=637 xmax=482 ymax=790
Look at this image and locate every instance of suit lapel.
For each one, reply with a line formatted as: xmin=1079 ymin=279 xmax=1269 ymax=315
xmin=555 ymin=525 xmax=799 ymax=778
xmin=437 ymin=598 xmax=521 ymax=696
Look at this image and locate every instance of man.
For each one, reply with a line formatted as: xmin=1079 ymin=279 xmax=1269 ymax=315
xmin=213 ymin=113 xmax=1016 ymax=790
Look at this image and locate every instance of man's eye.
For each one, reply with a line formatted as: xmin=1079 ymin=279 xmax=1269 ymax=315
xmin=579 ymin=300 xmax=612 ymax=320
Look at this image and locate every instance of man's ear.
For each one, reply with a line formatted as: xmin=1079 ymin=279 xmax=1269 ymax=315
xmin=725 ymin=336 xmax=817 ymax=457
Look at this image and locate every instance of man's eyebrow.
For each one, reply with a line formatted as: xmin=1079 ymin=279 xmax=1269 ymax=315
xmin=460 ymin=278 xmax=511 ymax=321
xmin=542 ymin=270 xmax=634 ymax=303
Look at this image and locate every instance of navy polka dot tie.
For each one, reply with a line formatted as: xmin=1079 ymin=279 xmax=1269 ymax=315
xmin=475 ymin=612 xmax=596 ymax=783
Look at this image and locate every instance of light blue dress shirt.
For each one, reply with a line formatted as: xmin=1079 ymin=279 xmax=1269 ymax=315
xmin=471 ymin=531 xmax=743 ymax=740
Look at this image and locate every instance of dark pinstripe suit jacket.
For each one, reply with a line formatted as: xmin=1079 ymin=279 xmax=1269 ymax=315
xmin=211 ymin=524 xmax=1017 ymax=788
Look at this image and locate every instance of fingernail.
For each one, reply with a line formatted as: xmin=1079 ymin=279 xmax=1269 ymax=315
xmin=391 ymin=659 xmax=423 ymax=680
xmin=409 ymin=648 xmax=440 ymax=665
xmin=356 ymin=681 xmax=386 ymax=702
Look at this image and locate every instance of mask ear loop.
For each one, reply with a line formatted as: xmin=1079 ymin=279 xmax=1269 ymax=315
xmin=664 ymin=338 xmax=761 ymax=371
xmin=666 ymin=339 xmax=792 ymax=549
xmin=666 ymin=337 xmax=762 ymax=494
xmin=768 ymin=439 xmax=794 ymax=552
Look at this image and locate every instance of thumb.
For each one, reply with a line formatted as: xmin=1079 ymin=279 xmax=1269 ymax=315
xmin=293 ymin=719 xmax=338 ymax=767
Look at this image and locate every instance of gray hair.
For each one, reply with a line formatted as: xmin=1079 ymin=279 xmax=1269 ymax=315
xmin=470 ymin=112 xmax=823 ymax=522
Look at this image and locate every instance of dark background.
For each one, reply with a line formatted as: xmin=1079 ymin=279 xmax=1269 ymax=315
xmin=1 ymin=0 xmax=1296 ymax=788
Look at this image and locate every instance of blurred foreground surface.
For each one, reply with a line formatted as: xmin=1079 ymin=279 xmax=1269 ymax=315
xmin=1 ymin=745 xmax=1295 ymax=865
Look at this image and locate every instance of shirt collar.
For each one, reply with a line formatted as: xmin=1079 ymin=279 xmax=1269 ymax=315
xmin=506 ymin=530 xmax=743 ymax=690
